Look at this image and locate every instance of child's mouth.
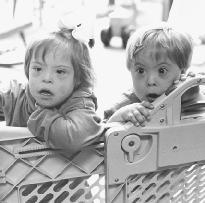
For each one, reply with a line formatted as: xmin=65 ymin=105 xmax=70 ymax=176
xmin=39 ymin=89 xmax=53 ymax=96
xmin=146 ymin=93 xmax=160 ymax=102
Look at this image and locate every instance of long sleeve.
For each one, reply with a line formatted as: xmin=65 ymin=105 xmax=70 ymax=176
xmin=0 ymin=93 xmax=5 ymax=121
xmin=104 ymin=89 xmax=140 ymax=121
xmin=27 ymin=90 xmax=104 ymax=154
xmin=27 ymin=107 xmax=103 ymax=153
xmin=0 ymin=80 xmax=19 ymax=123
xmin=0 ymin=80 xmax=35 ymax=126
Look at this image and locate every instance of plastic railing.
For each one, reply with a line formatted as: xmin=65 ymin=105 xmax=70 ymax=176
xmin=105 ymin=72 xmax=205 ymax=203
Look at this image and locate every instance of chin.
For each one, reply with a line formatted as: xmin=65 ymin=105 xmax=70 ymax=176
xmin=36 ymin=101 xmax=55 ymax=108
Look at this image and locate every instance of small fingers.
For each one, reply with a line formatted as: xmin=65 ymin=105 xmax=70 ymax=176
xmin=141 ymin=101 xmax=154 ymax=109
xmin=127 ymin=113 xmax=140 ymax=126
xmin=125 ymin=111 xmax=146 ymax=127
xmin=121 ymin=102 xmax=154 ymax=126
xmin=135 ymin=106 xmax=151 ymax=121
xmin=132 ymin=110 xmax=146 ymax=126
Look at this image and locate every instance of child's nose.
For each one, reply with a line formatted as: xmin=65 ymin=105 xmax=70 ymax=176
xmin=147 ymin=74 xmax=157 ymax=86
xmin=42 ymin=71 xmax=53 ymax=83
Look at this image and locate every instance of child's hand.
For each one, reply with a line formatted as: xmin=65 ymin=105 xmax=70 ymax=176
xmin=108 ymin=101 xmax=154 ymax=126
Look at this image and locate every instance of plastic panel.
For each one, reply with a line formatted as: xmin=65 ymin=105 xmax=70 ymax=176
xmin=105 ymin=73 xmax=205 ymax=203
xmin=0 ymin=128 xmax=105 ymax=203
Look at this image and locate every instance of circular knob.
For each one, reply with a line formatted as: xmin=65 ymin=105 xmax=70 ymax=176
xmin=121 ymin=134 xmax=141 ymax=162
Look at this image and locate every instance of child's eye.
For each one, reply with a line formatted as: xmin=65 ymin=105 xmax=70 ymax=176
xmin=158 ymin=67 xmax=167 ymax=75
xmin=32 ymin=66 xmax=42 ymax=72
xmin=56 ymin=69 xmax=66 ymax=74
xmin=136 ymin=67 xmax=145 ymax=74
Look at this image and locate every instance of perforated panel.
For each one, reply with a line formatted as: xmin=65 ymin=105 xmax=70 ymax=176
xmin=0 ymin=134 xmax=105 ymax=203
xmin=19 ymin=175 xmax=105 ymax=203
xmin=107 ymin=162 xmax=205 ymax=203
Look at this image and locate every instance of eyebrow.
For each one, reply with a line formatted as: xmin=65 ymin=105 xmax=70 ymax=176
xmin=30 ymin=61 xmax=42 ymax=65
xmin=156 ymin=62 xmax=171 ymax=66
xmin=55 ymin=65 xmax=73 ymax=69
xmin=134 ymin=62 xmax=144 ymax=66
xmin=154 ymin=62 xmax=172 ymax=70
xmin=30 ymin=61 xmax=72 ymax=68
xmin=134 ymin=62 xmax=171 ymax=69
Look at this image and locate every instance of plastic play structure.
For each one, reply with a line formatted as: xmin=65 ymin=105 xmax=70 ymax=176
xmin=1 ymin=72 xmax=205 ymax=202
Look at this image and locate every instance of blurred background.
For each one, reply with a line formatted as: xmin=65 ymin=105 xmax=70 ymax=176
xmin=0 ymin=0 xmax=204 ymax=117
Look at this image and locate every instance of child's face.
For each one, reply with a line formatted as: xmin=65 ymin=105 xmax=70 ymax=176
xmin=28 ymin=46 xmax=75 ymax=108
xmin=130 ymin=46 xmax=182 ymax=102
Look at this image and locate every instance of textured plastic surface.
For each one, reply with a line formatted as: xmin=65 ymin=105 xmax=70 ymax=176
xmin=106 ymin=162 xmax=205 ymax=203
xmin=0 ymin=127 xmax=105 ymax=203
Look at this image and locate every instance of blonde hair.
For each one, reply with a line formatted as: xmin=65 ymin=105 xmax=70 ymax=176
xmin=126 ymin=22 xmax=193 ymax=73
xmin=24 ymin=29 xmax=95 ymax=90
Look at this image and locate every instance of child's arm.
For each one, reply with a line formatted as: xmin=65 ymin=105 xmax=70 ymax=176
xmin=27 ymin=106 xmax=104 ymax=154
xmin=108 ymin=101 xmax=154 ymax=126
xmin=0 ymin=80 xmax=30 ymax=126
xmin=104 ymin=89 xmax=140 ymax=121
xmin=0 ymin=94 xmax=5 ymax=121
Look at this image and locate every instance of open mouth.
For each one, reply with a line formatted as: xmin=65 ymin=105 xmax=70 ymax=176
xmin=39 ymin=89 xmax=53 ymax=96
xmin=146 ymin=93 xmax=160 ymax=102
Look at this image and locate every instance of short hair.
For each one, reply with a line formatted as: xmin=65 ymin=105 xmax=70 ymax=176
xmin=126 ymin=22 xmax=193 ymax=73
xmin=24 ymin=29 xmax=95 ymax=90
